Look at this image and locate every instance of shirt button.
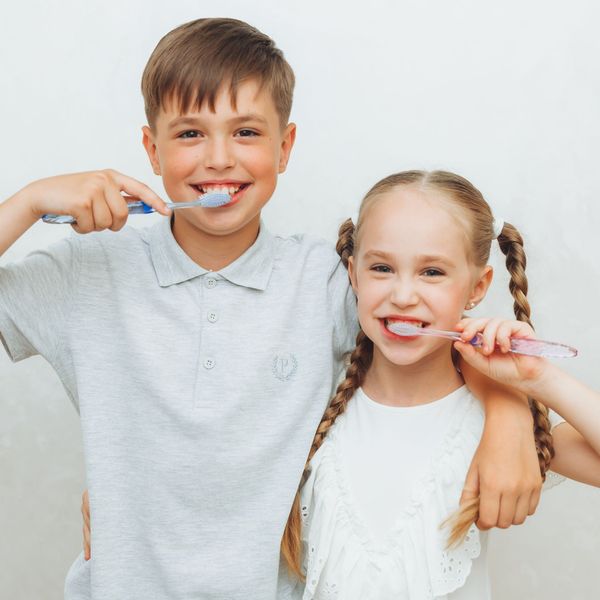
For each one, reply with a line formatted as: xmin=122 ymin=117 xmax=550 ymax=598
xmin=205 ymin=278 xmax=217 ymax=289
xmin=207 ymin=311 xmax=218 ymax=323
xmin=203 ymin=358 xmax=215 ymax=370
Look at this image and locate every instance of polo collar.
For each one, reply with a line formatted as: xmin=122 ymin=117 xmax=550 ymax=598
xmin=147 ymin=217 xmax=275 ymax=291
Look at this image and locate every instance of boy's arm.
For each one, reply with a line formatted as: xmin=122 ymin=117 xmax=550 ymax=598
xmin=460 ymin=358 xmax=542 ymax=529
xmin=0 ymin=170 xmax=169 ymax=257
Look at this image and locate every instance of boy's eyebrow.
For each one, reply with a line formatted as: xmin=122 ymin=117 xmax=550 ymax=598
xmin=168 ymin=114 xmax=268 ymax=130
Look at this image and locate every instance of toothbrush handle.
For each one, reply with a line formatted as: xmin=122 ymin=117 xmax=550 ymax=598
xmin=42 ymin=201 xmax=155 ymax=224
xmin=469 ymin=334 xmax=577 ymax=358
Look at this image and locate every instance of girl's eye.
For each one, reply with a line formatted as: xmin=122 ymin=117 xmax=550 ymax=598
xmin=371 ymin=264 xmax=392 ymax=273
xmin=423 ymin=268 xmax=444 ymax=277
xmin=178 ymin=130 xmax=201 ymax=139
xmin=236 ymin=129 xmax=258 ymax=137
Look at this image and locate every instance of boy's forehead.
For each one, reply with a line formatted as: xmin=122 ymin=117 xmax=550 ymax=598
xmin=158 ymin=79 xmax=279 ymax=125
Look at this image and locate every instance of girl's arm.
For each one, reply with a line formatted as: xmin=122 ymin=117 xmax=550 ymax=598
xmin=455 ymin=318 xmax=600 ymax=487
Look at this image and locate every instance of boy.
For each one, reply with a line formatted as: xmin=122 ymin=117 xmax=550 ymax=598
xmin=0 ymin=18 xmax=541 ymax=599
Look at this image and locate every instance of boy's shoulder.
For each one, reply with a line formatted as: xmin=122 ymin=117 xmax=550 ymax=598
xmin=271 ymin=230 xmax=340 ymax=267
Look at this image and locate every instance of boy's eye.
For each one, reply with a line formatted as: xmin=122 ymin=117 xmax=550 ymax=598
xmin=178 ymin=130 xmax=201 ymax=139
xmin=236 ymin=129 xmax=259 ymax=137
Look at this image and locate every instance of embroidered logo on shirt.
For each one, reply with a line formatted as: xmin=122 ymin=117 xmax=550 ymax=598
xmin=272 ymin=353 xmax=298 ymax=381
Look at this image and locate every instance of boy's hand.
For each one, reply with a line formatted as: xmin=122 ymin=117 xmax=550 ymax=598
xmin=24 ymin=170 xmax=170 ymax=234
xmin=459 ymin=347 xmax=542 ymax=530
xmin=81 ymin=490 xmax=91 ymax=561
xmin=454 ymin=317 xmax=548 ymax=395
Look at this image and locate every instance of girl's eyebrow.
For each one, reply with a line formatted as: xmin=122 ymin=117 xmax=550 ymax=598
xmin=418 ymin=254 xmax=456 ymax=267
xmin=363 ymin=249 xmax=457 ymax=268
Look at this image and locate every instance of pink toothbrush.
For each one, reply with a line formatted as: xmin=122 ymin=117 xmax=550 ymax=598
xmin=386 ymin=322 xmax=578 ymax=358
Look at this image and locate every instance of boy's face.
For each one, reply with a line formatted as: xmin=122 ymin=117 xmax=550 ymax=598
xmin=143 ymin=79 xmax=295 ymax=239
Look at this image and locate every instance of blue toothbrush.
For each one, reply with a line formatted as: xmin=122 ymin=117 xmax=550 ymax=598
xmin=386 ymin=322 xmax=578 ymax=358
xmin=41 ymin=191 xmax=231 ymax=224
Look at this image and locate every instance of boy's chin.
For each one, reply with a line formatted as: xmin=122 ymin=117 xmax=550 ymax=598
xmin=172 ymin=210 xmax=261 ymax=237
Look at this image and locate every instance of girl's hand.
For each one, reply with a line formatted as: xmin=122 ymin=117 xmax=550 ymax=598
xmin=454 ymin=317 xmax=548 ymax=395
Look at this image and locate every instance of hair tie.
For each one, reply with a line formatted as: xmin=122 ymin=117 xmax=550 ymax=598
xmin=492 ymin=218 xmax=505 ymax=239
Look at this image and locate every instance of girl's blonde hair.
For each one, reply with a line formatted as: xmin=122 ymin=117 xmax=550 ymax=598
xmin=281 ymin=170 xmax=554 ymax=578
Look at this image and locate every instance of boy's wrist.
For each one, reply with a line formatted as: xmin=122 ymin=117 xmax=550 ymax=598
xmin=481 ymin=388 xmax=534 ymax=429
xmin=9 ymin=183 xmax=42 ymax=220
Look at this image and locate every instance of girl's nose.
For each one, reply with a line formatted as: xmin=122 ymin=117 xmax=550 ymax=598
xmin=389 ymin=277 xmax=419 ymax=308
xmin=204 ymin=138 xmax=235 ymax=171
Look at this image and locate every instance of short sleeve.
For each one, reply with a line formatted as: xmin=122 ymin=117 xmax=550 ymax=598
xmin=0 ymin=235 xmax=82 ymax=363
xmin=548 ymin=408 xmax=566 ymax=431
xmin=328 ymin=257 xmax=358 ymax=360
xmin=542 ymin=409 xmax=567 ymax=491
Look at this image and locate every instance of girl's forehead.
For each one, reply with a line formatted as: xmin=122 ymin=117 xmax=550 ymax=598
xmin=358 ymin=189 xmax=471 ymax=260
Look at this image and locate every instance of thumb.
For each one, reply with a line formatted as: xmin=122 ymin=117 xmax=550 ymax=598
xmin=460 ymin=461 xmax=480 ymax=507
xmin=454 ymin=341 xmax=490 ymax=375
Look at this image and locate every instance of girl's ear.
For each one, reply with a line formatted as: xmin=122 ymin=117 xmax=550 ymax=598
xmin=142 ymin=126 xmax=161 ymax=176
xmin=467 ymin=265 xmax=493 ymax=308
xmin=347 ymin=256 xmax=358 ymax=293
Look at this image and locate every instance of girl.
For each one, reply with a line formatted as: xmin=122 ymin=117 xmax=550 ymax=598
xmin=278 ymin=170 xmax=600 ymax=599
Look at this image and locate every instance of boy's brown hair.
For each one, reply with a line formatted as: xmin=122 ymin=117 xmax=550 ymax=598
xmin=141 ymin=18 xmax=295 ymax=129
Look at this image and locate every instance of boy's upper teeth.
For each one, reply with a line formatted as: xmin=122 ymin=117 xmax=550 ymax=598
xmin=199 ymin=184 xmax=242 ymax=195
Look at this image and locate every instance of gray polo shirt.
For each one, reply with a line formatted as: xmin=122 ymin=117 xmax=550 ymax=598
xmin=0 ymin=218 xmax=357 ymax=600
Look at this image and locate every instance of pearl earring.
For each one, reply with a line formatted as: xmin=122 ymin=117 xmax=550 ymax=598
xmin=466 ymin=301 xmax=476 ymax=310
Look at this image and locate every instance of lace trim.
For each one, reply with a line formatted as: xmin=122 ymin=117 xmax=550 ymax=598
xmin=299 ymin=392 xmax=485 ymax=599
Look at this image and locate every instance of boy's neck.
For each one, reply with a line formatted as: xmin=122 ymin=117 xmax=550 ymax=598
xmin=362 ymin=346 xmax=464 ymax=408
xmin=171 ymin=214 xmax=261 ymax=271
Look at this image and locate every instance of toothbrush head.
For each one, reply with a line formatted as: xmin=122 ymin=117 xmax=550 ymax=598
xmin=386 ymin=322 xmax=421 ymax=336
xmin=198 ymin=192 xmax=231 ymax=208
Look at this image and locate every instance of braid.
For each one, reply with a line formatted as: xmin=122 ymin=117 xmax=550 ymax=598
xmin=335 ymin=218 xmax=355 ymax=268
xmin=498 ymin=223 xmax=554 ymax=476
xmin=281 ymin=331 xmax=372 ymax=579
xmin=445 ymin=222 xmax=555 ymax=548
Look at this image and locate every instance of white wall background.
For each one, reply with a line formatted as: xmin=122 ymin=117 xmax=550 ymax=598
xmin=1 ymin=1 xmax=599 ymax=598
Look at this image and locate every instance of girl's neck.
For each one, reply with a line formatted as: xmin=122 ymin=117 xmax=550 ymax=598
xmin=362 ymin=345 xmax=464 ymax=407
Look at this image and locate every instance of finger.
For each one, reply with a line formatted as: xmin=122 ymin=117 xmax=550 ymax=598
xmin=511 ymin=493 xmax=530 ymax=526
xmin=70 ymin=200 xmax=96 ymax=234
xmin=476 ymin=489 xmax=501 ymax=530
xmin=106 ymin=170 xmax=170 ymax=216
xmin=496 ymin=321 xmax=516 ymax=353
xmin=460 ymin=464 xmax=480 ymax=506
xmin=481 ymin=318 xmax=503 ymax=355
xmin=497 ymin=492 xmax=518 ymax=529
xmin=83 ymin=524 xmax=91 ymax=560
xmin=91 ymin=191 xmax=114 ymax=232
xmin=528 ymin=487 xmax=541 ymax=516
xmin=461 ymin=318 xmax=491 ymax=342
xmin=454 ymin=341 xmax=491 ymax=377
xmin=104 ymin=187 xmax=130 ymax=232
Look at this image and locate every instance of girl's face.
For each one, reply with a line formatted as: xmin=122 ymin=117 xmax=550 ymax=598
xmin=348 ymin=185 xmax=492 ymax=370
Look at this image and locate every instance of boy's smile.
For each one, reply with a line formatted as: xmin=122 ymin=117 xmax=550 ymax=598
xmin=142 ymin=79 xmax=295 ymax=268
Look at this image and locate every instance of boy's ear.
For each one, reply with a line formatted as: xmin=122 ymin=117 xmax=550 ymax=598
xmin=278 ymin=123 xmax=296 ymax=173
xmin=142 ymin=126 xmax=161 ymax=175
xmin=468 ymin=265 xmax=493 ymax=307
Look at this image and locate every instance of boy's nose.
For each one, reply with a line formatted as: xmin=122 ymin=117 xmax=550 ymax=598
xmin=204 ymin=138 xmax=235 ymax=171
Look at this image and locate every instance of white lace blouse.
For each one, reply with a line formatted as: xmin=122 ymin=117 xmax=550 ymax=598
xmin=277 ymin=386 xmax=565 ymax=600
